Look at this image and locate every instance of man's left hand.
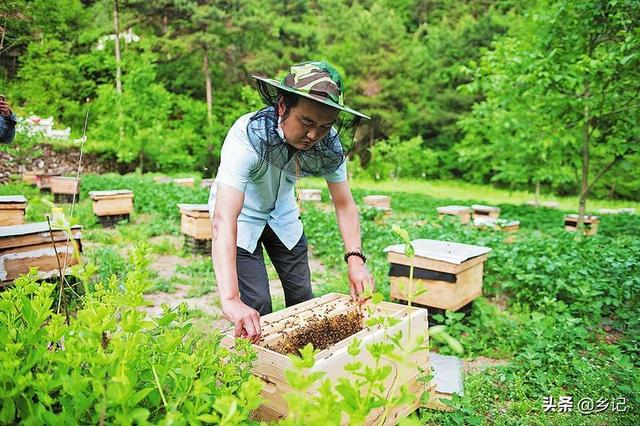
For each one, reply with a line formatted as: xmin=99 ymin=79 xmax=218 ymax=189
xmin=347 ymin=259 xmax=375 ymax=303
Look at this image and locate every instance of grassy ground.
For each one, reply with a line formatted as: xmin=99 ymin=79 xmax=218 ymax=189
xmin=302 ymin=177 xmax=640 ymax=212
xmin=2 ymin=173 xmax=638 ymax=425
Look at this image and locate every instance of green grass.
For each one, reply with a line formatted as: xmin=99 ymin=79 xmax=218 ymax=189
xmin=302 ymin=177 xmax=640 ymax=212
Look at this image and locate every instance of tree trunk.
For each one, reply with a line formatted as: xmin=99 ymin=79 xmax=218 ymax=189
xmin=577 ymin=87 xmax=590 ymax=230
xmin=0 ymin=22 xmax=6 ymax=56
xmin=203 ymin=48 xmax=214 ymax=172
xmin=534 ymin=181 xmax=540 ymax=207
xmin=113 ymin=1 xmax=122 ymax=96
xmin=139 ymin=151 xmax=144 ymax=173
xmin=113 ymin=0 xmax=125 ymax=145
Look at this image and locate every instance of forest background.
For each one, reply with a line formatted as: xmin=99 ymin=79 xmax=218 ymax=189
xmin=1 ymin=0 xmax=638 ymax=202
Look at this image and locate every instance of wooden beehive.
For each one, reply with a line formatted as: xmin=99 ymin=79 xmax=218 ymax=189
xmin=300 ymin=188 xmax=322 ymax=202
xmin=50 ymin=177 xmax=80 ymax=204
xmin=35 ymin=173 xmax=59 ymax=192
xmin=174 ymin=177 xmax=195 ymax=187
xmin=153 ymin=175 xmax=172 ymax=184
xmin=525 ymin=200 xmax=560 ymax=209
xmin=178 ymin=204 xmax=212 ymax=240
xmin=564 ymin=214 xmax=599 ymax=236
xmin=363 ymin=195 xmax=391 ymax=210
xmin=200 ymin=178 xmax=215 ymax=189
xmin=473 ymin=217 xmax=520 ymax=232
xmin=89 ymin=190 xmax=134 ymax=227
xmin=471 ymin=204 xmax=500 ymax=219
xmin=0 ymin=195 xmax=28 ymax=227
xmin=0 ymin=222 xmax=82 ymax=284
xmin=436 ymin=206 xmax=472 ymax=224
xmin=385 ymin=239 xmax=492 ymax=311
xmin=22 ymin=171 xmax=37 ymax=185
xmin=222 ymin=293 xmax=431 ymax=424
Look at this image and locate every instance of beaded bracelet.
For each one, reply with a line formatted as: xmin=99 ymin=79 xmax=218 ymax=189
xmin=344 ymin=251 xmax=367 ymax=264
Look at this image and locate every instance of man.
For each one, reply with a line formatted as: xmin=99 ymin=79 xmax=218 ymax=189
xmin=0 ymin=95 xmax=17 ymax=144
xmin=210 ymin=61 xmax=374 ymax=342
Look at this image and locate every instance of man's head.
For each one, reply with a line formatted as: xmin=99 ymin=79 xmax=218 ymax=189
xmin=254 ymin=61 xmax=368 ymax=150
xmin=249 ymin=61 xmax=369 ymax=177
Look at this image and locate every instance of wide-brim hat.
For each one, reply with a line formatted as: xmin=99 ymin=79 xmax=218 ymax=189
xmin=253 ymin=61 xmax=370 ymax=120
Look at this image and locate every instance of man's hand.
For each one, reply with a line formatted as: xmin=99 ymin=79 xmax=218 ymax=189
xmin=221 ymin=297 xmax=261 ymax=343
xmin=0 ymin=98 xmax=12 ymax=117
xmin=347 ymin=257 xmax=375 ymax=303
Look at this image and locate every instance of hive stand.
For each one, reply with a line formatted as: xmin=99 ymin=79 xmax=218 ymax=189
xmin=89 ymin=190 xmax=134 ymax=227
xmin=50 ymin=177 xmax=80 ymax=204
xmin=0 ymin=222 xmax=82 ymax=285
xmin=436 ymin=206 xmax=472 ymax=224
xmin=178 ymin=203 xmax=212 ymax=255
xmin=385 ymin=239 xmax=492 ymax=313
xmin=564 ymin=214 xmax=600 ymax=236
xmin=222 ymin=293 xmax=432 ymax=425
xmin=0 ymin=195 xmax=28 ymax=226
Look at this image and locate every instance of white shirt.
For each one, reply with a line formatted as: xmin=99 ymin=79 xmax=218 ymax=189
xmin=209 ymin=111 xmax=347 ymax=253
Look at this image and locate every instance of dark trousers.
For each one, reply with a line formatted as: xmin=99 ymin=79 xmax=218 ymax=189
xmin=236 ymin=225 xmax=313 ymax=315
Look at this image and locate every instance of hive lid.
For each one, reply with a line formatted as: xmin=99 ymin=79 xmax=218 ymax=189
xmin=0 ymin=221 xmax=82 ymax=238
xmin=383 ymin=239 xmax=491 ymax=265
xmin=177 ymin=203 xmax=210 ymax=212
xmin=565 ymin=213 xmax=599 ymax=220
xmin=0 ymin=195 xmax=27 ymax=204
xmin=430 ymin=352 xmax=464 ymax=396
xmin=474 ymin=217 xmax=520 ymax=227
xmin=89 ymin=189 xmax=133 ymax=198
xmin=437 ymin=205 xmax=471 ymax=214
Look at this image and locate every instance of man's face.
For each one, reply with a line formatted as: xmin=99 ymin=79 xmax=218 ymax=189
xmin=278 ymin=96 xmax=339 ymax=150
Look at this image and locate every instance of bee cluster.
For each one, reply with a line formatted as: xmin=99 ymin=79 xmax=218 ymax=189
xmin=266 ymin=309 xmax=364 ymax=355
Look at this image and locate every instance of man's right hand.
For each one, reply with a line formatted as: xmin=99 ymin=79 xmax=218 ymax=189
xmin=221 ymin=297 xmax=261 ymax=343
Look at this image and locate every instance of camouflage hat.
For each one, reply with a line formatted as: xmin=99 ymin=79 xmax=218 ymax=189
xmin=253 ymin=61 xmax=370 ymax=120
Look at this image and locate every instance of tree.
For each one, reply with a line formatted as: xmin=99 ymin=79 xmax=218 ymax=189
xmin=458 ymin=0 xmax=640 ymax=222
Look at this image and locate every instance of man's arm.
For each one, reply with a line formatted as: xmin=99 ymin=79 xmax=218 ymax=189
xmin=212 ymin=182 xmax=261 ymax=342
xmin=327 ymin=180 xmax=375 ymax=301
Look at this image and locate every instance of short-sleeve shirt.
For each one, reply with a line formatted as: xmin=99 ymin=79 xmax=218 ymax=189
xmin=209 ymin=111 xmax=347 ymax=253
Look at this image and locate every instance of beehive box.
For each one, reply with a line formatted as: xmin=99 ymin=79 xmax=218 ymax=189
xmin=473 ymin=217 xmax=520 ymax=233
xmin=22 ymin=171 xmax=37 ymax=185
xmin=200 ymin=178 xmax=215 ymax=189
xmin=436 ymin=206 xmax=472 ymax=224
xmin=153 ymin=175 xmax=172 ymax=184
xmin=89 ymin=190 xmax=134 ymax=227
xmin=222 ymin=293 xmax=431 ymax=424
xmin=299 ymin=188 xmax=322 ymax=202
xmin=178 ymin=204 xmax=212 ymax=254
xmin=35 ymin=173 xmax=59 ymax=192
xmin=385 ymin=239 xmax=492 ymax=311
xmin=0 ymin=195 xmax=28 ymax=226
xmin=471 ymin=204 xmax=500 ymax=219
xmin=50 ymin=176 xmax=80 ymax=204
xmin=525 ymin=200 xmax=560 ymax=209
xmin=363 ymin=195 xmax=391 ymax=210
xmin=174 ymin=177 xmax=195 ymax=187
xmin=0 ymin=222 xmax=82 ymax=284
xmin=564 ymin=214 xmax=599 ymax=236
